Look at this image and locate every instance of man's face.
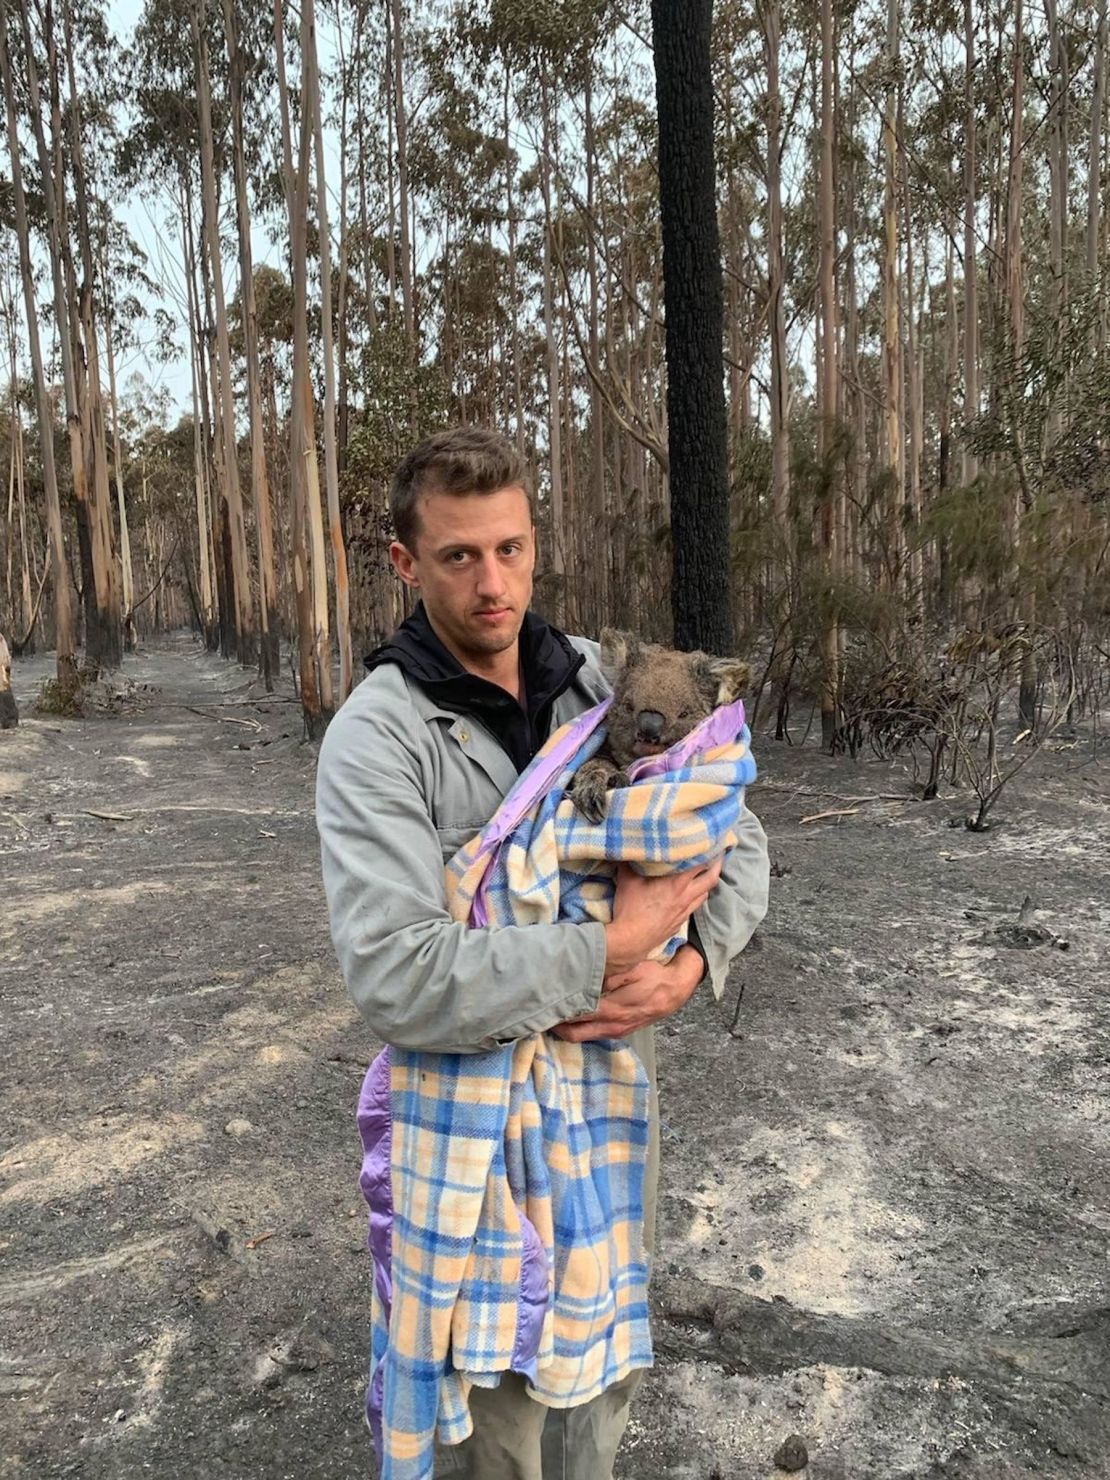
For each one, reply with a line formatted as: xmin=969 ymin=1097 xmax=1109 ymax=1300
xmin=389 ymin=485 xmax=536 ymax=665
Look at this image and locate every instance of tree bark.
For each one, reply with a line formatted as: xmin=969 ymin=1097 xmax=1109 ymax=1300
xmin=903 ymin=139 xmax=924 ymax=622
xmin=881 ymin=0 xmax=902 ymax=589
xmin=223 ymin=0 xmax=280 ymax=688
xmin=16 ymin=0 xmax=105 ymax=671
xmin=761 ymin=0 xmax=791 ymax=546
xmin=1046 ymin=0 xmax=1068 ymax=449
xmin=102 ymin=290 xmax=135 ymax=648
xmin=62 ymin=0 xmax=122 ymax=669
xmin=584 ymin=72 xmax=608 ymax=624
xmin=193 ymin=0 xmax=256 ymax=667
xmin=275 ymin=0 xmax=333 ymax=734
xmin=390 ymin=0 xmax=415 ymax=356
xmin=962 ymin=0 xmax=980 ymax=486
xmin=2 ymin=282 xmax=35 ymax=647
xmin=651 ymin=0 xmax=732 ymax=654
xmin=817 ymin=0 xmax=841 ymax=748
xmin=0 ymin=5 xmax=76 ymax=684
xmin=181 ymin=183 xmax=217 ymax=648
xmin=304 ymin=0 xmax=353 ymax=705
xmin=1087 ymin=0 xmax=1107 ymax=290
xmin=540 ymin=78 xmax=566 ymax=622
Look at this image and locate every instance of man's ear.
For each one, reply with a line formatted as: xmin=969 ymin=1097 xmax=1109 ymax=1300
xmin=599 ymin=628 xmax=639 ymax=684
xmin=694 ymin=653 xmax=751 ymax=705
xmin=389 ymin=540 xmax=419 ymax=589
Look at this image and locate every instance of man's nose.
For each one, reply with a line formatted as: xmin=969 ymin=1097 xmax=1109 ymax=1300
xmin=636 ymin=710 xmax=665 ymax=740
xmin=474 ymin=553 xmax=506 ymax=596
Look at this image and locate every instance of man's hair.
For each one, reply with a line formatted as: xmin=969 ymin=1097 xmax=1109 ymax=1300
xmin=390 ymin=427 xmax=532 ymax=549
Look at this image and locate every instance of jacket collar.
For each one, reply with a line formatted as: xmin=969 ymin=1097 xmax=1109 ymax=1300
xmin=364 ymin=602 xmax=585 ymax=728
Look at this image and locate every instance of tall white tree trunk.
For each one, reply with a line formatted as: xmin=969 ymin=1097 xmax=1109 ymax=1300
xmin=305 ymin=0 xmax=353 ymax=703
xmin=0 ymin=0 xmax=76 ymax=682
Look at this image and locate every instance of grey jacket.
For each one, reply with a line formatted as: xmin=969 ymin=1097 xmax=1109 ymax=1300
xmin=316 ymin=636 xmax=770 ymax=1054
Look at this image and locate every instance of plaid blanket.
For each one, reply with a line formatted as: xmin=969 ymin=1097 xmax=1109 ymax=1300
xmin=376 ymin=696 xmax=757 ymax=1478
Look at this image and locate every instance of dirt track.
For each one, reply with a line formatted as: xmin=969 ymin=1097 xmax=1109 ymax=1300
xmin=2 ymin=635 xmax=1107 ymax=1479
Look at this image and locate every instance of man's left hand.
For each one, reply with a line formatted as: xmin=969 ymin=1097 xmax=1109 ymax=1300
xmin=550 ymin=945 xmax=704 ymax=1042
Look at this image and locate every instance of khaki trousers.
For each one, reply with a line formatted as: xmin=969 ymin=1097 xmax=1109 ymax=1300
xmin=434 ymin=1028 xmax=660 ymax=1480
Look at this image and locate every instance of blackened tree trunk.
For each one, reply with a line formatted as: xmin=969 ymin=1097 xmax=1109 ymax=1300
xmin=651 ymin=0 xmax=732 ymax=655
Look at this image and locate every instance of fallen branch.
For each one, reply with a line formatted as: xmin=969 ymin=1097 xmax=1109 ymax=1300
xmin=84 ymin=809 xmax=134 ymax=823
xmin=759 ymin=784 xmax=913 ymax=804
xmin=245 ymin=1231 xmax=276 ymax=1250
xmin=149 ymin=698 xmax=301 ymax=710
xmin=653 ymin=1274 xmax=1110 ymax=1401
xmin=183 ymin=706 xmax=262 ymax=731
xmin=800 ymin=807 xmax=859 ymax=824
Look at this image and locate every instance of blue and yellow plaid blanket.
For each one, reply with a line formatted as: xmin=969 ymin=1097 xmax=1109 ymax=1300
xmin=376 ymin=696 xmax=757 ymax=1478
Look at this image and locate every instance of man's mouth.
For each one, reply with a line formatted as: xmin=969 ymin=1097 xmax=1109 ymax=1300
xmin=474 ymin=607 xmax=512 ymax=622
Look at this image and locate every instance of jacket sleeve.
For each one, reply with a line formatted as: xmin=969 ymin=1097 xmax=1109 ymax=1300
xmin=691 ymin=795 xmax=770 ymax=1000
xmin=315 ymin=696 xmax=606 ymax=1054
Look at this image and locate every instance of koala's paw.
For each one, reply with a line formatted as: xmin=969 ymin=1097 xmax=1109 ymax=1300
xmin=569 ymin=771 xmax=609 ymax=824
xmin=568 ymin=761 xmax=616 ymax=824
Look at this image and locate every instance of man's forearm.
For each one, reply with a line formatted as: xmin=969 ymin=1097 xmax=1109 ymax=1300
xmin=553 ymin=946 xmax=704 ymax=1042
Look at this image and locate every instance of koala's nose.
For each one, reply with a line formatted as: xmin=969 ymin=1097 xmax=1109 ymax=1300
xmin=636 ymin=710 xmax=665 ymax=740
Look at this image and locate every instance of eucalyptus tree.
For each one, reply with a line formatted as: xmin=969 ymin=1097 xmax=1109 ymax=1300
xmin=0 ymin=0 xmax=77 ymax=683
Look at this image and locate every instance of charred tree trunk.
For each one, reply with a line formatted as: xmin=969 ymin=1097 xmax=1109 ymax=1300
xmin=651 ymin=0 xmax=732 ymax=654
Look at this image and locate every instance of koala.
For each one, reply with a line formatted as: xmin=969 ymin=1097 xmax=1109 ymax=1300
xmin=567 ymin=627 xmax=750 ymax=823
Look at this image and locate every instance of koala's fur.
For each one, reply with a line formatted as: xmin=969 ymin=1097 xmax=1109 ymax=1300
xmin=567 ymin=628 xmax=750 ymax=823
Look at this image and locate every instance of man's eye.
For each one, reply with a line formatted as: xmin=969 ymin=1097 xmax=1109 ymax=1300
xmin=447 ymin=551 xmax=468 ymax=564
xmin=501 ymin=544 xmax=521 ymax=556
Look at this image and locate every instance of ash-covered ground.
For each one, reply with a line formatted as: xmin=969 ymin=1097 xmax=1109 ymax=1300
xmin=2 ymin=635 xmax=1106 ymax=1479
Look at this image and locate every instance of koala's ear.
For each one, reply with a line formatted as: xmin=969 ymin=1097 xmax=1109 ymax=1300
xmin=695 ymin=653 xmax=752 ymax=705
xmin=599 ymin=627 xmax=639 ymax=683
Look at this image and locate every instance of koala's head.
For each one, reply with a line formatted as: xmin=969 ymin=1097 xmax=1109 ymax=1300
xmin=599 ymin=628 xmax=750 ymax=766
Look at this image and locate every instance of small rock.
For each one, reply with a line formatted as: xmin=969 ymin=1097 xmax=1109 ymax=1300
xmin=773 ymin=1434 xmax=809 ymax=1472
xmin=224 ymin=1118 xmax=254 ymax=1137
xmin=252 ymin=1355 xmax=283 ymax=1390
xmin=748 ymin=1263 xmax=764 ymax=1281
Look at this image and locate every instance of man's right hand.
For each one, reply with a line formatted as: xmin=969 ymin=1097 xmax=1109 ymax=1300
xmin=602 ymin=857 xmax=723 ymax=976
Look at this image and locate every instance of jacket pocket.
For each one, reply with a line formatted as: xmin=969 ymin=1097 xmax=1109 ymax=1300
xmin=434 ymin=822 xmax=484 ymax=864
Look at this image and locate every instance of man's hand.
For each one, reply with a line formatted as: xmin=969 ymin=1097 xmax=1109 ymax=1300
xmin=551 ymin=945 xmax=704 ymax=1042
xmin=603 ymin=858 xmax=723 ymax=976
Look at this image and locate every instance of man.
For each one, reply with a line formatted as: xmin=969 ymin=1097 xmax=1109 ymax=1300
xmin=316 ymin=427 xmax=769 ymax=1478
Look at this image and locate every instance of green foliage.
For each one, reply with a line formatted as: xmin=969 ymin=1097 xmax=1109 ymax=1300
xmin=34 ymin=673 xmax=84 ymax=717
xmin=342 ymin=322 xmax=451 ymax=509
xmin=921 ymin=475 xmax=1014 ymax=586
